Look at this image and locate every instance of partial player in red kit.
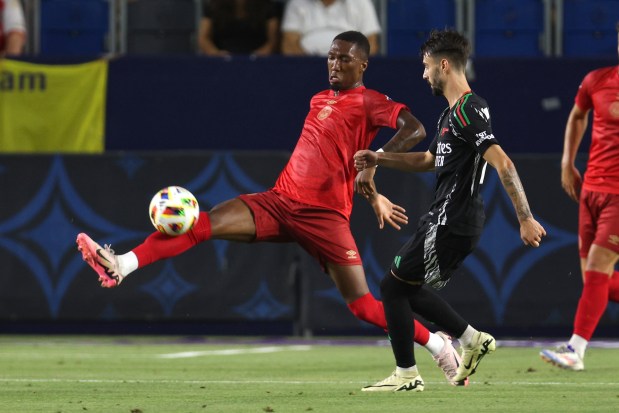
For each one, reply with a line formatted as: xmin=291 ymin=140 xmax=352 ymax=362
xmin=540 ymin=22 xmax=619 ymax=371
xmin=77 ymin=31 xmax=468 ymax=385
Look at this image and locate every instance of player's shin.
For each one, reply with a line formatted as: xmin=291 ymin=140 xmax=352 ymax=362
xmin=132 ymin=211 xmax=212 ymax=267
xmin=573 ymin=271 xmax=611 ymax=340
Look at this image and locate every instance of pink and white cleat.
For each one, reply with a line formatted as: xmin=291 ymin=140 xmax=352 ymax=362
xmin=76 ymin=233 xmax=124 ymax=288
xmin=434 ymin=331 xmax=469 ymax=386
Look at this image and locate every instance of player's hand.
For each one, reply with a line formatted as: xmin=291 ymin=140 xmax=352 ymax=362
xmin=561 ymin=164 xmax=582 ymax=202
xmin=354 ymin=150 xmax=379 ymax=171
xmin=354 ymin=167 xmax=377 ymax=198
xmin=369 ymin=193 xmax=408 ymax=230
xmin=520 ymin=217 xmax=546 ymax=247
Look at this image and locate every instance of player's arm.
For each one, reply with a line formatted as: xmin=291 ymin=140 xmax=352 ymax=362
xmin=382 ymin=109 xmax=427 ymax=152
xmin=483 ymin=145 xmax=546 ymax=247
xmin=355 ymin=109 xmax=426 ymax=196
xmin=561 ymin=104 xmax=589 ymax=202
xmin=354 ymin=149 xmax=435 ymax=173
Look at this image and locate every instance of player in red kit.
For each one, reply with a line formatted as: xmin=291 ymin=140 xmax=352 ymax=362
xmin=76 ymin=31 xmax=468 ymax=385
xmin=540 ymin=23 xmax=619 ymax=371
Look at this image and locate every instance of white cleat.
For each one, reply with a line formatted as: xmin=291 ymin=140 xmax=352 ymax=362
xmin=540 ymin=344 xmax=584 ymax=371
xmin=362 ymin=371 xmax=424 ymax=392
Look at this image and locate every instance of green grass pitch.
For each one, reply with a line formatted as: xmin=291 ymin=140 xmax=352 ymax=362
xmin=1 ymin=335 xmax=618 ymax=413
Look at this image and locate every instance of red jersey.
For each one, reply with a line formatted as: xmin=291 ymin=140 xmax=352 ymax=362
xmin=274 ymin=86 xmax=408 ymax=218
xmin=575 ymin=65 xmax=619 ymax=194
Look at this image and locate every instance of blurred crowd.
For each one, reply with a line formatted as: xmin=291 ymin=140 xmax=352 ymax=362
xmin=1 ymin=0 xmax=383 ymax=57
xmin=197 ymin=0 xmax=382 ymax=57
xmin=5 ymin=1 xmax=615 ymax=59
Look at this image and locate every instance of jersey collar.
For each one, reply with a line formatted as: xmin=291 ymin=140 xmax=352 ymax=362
xmin=329 ymin=85 xmax=366 ymax=97
xmin=451 ymin=90 xmax=473 ymax=109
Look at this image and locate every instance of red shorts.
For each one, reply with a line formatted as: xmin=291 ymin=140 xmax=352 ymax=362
xmin=578 ymin=189 xmax=619 ymax=257
xmin=238 ymin=190 xmax=362 ymax=269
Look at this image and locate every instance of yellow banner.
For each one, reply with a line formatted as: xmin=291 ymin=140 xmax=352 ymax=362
xmin=0 ymin=59 xmax=107 ymax=153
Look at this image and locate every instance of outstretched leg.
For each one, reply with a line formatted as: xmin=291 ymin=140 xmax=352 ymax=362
xmin=135 ymin=198 xmax=258 ymax=264
xmin=77 ymin=198 xmax=257 ymax=287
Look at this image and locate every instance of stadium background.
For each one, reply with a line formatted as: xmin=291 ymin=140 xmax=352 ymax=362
xmin=1 ymin=0 xmax=619 ymax=338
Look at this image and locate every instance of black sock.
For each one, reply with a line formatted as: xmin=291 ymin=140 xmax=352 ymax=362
xmin=380 ymin=273 xmax=419 ymax=368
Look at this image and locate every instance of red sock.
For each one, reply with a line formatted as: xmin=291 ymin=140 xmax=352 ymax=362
xmin=347 ymin=292 xmax=430 ymax=345
xmin=573 ymin=270 xmax=610 ymax=340
xmin=609 ymin=271 xmax=619 ymax=303
xmin=133 ymin=211 xmax=212 ymax=267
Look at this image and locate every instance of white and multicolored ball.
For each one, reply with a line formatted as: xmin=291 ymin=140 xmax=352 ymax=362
xmin=149 ymin=186 xmax=200 ymax=236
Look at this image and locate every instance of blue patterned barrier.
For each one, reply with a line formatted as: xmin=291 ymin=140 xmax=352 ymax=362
xmin=1 ymin=153 xmax=617 ymax=336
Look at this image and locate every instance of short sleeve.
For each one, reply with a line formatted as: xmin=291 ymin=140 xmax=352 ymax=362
xmin=452 ymin=98 xmax=498 ymax=155
xmin=363 ymin=90 xmax=408 ymax=129
xmin=281 ymin=0 xmax=304 ymax=32
xmin=3 ymin=0 xmax=27 ymax=33
xmin=574 ymin=72 xmax=593 ymax=112
xmin=202 ymin=2 xmax=213 ymax=18
xmin=266 ymin=1 xmax=278 ymax=20
xmin=354 ymin=0 xmax=381 ymax=35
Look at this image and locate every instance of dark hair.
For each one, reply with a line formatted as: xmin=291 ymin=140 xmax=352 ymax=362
xmin=420 ymin=29 xmax=471 ymax=71
xmin=333 ymin=31 xmax=370 ymax=59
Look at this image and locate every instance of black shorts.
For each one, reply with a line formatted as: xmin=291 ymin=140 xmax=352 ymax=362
xmin=390 ymin=220 xmax=480 ymax=289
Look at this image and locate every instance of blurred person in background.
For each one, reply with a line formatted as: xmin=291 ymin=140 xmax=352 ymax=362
xmin=540 ymin=22 xmax=619 ymax=372
xmin=198 ymin=0 xmax=280 ymax=56
xmin=281 ymin=0 xmax=380 ymax=56
xmin=0 ymin=0 xmax=26 ymax=56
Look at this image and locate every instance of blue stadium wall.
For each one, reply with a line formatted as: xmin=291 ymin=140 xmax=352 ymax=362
xmin=102 ymin=55 xmax=614 ymax=153
xmin=1 ymin=152 xmax=617 ymax=337
xmin=2 ymin=55 xmax=618 ymax=337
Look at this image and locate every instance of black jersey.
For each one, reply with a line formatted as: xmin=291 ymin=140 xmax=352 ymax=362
xmin=425 ymin=92 xmax=499 ymax=235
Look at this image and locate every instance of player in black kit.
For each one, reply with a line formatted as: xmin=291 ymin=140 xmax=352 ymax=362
xmin=355 ymin=29 xmax=546 ymax=392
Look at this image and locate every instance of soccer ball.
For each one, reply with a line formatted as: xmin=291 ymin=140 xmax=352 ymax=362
xmin=149 ymin=186 xmax=200 ymax=236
